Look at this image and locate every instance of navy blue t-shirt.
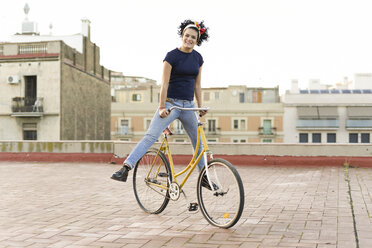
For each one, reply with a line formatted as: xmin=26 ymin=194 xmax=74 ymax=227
xmin=163 ymin=48 xmax=204 ymax=101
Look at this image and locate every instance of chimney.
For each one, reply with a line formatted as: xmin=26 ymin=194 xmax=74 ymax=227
xmin=290 ymin=79 xmax=299 ymax=93
xmin=81 ymin=19 xmax=91 ymax=39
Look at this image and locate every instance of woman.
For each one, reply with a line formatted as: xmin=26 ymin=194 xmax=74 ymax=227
xmin=111 ymin=20 xmax=209 ymax=183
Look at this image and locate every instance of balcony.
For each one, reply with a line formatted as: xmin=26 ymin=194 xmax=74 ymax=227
xmin=204 ymin=127 xmax=221 ymax=135
xmin=112 ymin=127 xmax=134 ymax=137
xmin=258 ymin=127 xmax=277 ymax=137
xmin=346 ymin=119 xmax=372 ymax=130
xmin=296 ymin=119 xmax=339 ymax=130
xmin=11 ymin=97 xmax=44 ymax=117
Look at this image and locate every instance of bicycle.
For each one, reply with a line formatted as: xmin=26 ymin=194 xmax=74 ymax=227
xmin=132 ymin=106 xmax=245 ymax=228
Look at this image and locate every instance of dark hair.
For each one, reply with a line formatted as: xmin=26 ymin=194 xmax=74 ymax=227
xmin=178 ymin=19 xmax=209 ymax=46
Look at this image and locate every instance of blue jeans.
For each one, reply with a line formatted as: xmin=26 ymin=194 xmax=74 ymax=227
xmin=124 ymin=98 xmax=205 ymax=171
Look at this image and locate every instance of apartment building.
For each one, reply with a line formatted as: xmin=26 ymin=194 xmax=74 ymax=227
xmin=284 ymin=80 xmax=372 ymax=143
xmin=0 ymin=9 xmax=111 ymax=140
xmin=111 ymin=76 xmax=283 ymax=143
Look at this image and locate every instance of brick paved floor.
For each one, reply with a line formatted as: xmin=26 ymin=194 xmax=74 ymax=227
xmin=1 ymin=162 xmax=371 ymax=248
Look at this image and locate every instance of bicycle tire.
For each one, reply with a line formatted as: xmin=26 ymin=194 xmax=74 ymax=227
xmin=133 ymin=148 xmax=171 ymax=214
xmin=197 ymin=158 xmax=245 ymax=228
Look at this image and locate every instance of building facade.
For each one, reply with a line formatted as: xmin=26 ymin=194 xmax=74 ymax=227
xmin=0 ymin=18 xmax=111 ymax=140
xmin=111 ymin=77 xmax=283 ymax=143
xmin=284 ymin=81 xmax=372 ymax=144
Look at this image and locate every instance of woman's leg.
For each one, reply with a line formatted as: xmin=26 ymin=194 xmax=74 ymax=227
xmin=178 ymin=104 xmax=205 ymax=171
xmin=124 ymin=109 xmax=178 ymax=169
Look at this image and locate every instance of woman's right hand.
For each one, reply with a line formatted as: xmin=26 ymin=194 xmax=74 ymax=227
xmin=159 ymin=108 xmax=170 ymax=118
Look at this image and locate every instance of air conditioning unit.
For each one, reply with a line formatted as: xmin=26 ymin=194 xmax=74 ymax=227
xmin=7 ymin=76 xmax=20 ymax=84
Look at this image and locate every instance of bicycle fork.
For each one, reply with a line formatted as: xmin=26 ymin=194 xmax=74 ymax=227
xmin=204 ymin=151 xmax=218 ymax=191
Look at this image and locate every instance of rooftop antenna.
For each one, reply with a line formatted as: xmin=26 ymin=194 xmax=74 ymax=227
xmin=49 ymin=22 xmax=53 ymax=35
xmin=24 ymin=3 xmax=30 ymax=20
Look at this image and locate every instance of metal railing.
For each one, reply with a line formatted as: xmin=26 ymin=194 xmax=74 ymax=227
xmin=11 ymin=97 xmax=44 ymax=113
xmin=258 ymin=127 xmax=277 ymax=136
xmin=113 ymin=127 xmax=133 ymax=136
xmin=204 ymin=127 xmax=221 ymax=135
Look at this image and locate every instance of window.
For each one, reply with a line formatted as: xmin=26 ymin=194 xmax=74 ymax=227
xmin=120 ymin=119 xmax=130 ymax=135
xmin=215 ymin=92 xmax=220 ymax=100
xmin=233 ymin=119 xmax=246 ymax=130
xmin=132 ymin=94 xmax=141 ymax=101
xmin=263 ymin=120 xmax=272 ymax=135
xmin=239 ymin=93 xmax=245 ymax=103
xmin=25 ymin=76 xmax=37 ymax=109
xmin=175 ymin=139 xmax=186 ymax=142
xmin=145 ymin=119 xmax=152 ymax=130
xmin=208 ymin=119 xmax=216 ymax=132
xmin=23 ymin=123 xmax=37 ymax=140
xmin=349 ymin=133 xmax=358 ymax=143
xmin=121 ymin=119 xmax=129 ymax=126
xmin=233 ymin=120 xmax=239 ymax=129
xmin=207 ymin=139 xmax=217 ymax=143
xmin=240 ymin=120 xmax=246 ymax=130
xmin=263 ymin=139 xmax=272 ymax=143
xmin=233 ymin=139 xmax=239 ymax=143
xmin=312 ymin=133 xmax=321 ymax=143
xmin=203 ymin=92 xmax=210 ymax=101
xmin=327 ymin=133 xmax=336 ymax=143
xmin=299 ymin=133 xmax=308 ymax=143
xmin=240 ymin=139 xmax=247 ymax=143
xmin=361 ymin=133 xmax=370 ymax=143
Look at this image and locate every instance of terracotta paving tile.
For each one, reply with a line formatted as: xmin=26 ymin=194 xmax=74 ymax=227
xmin=1 ymin=163 xmax=372 ymax=247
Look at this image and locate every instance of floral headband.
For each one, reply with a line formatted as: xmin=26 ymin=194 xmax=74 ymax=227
xmin=184 ymin=22 xmax=206 ymax=37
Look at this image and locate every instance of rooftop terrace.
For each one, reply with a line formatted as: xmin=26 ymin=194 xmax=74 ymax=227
xmin=1 ymin=161 xmax=371 ymax=247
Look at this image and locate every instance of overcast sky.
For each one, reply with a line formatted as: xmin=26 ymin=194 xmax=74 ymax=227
xmin=2 ymin=0 xmax=372 ymax=93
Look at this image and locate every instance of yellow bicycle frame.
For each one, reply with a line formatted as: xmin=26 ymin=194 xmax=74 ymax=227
xmin=152 ymin=123 xmax=209 ymax=190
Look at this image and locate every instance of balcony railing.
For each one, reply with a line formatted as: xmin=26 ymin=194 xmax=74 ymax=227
xmin=18 ymin=44 xmax=47 ymax=54
xmin=296 ymin=119 xmax=339 ymax=129
xmin=204 ymin=127 xmax=221 ymax=135
xmin=346 ymin=119 xmax=372 ymax=129
xmin=112 ymin=127 xmax=134 ymax=136
xmin=258 ymin=127 xmax=277 ymax=136
xmin=11 ymin=97 xmax=44 ymax=117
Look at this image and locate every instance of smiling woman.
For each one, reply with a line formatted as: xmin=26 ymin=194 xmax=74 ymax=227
xmin=111 ymin=19 xmax=210 ymax=183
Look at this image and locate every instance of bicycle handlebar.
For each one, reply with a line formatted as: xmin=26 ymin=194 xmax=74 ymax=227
xmin=168 ymin=106 xmax=210 ymax=112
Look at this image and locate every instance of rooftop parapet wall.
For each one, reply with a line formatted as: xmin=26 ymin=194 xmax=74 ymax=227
xmin=0 ymin=141 xmax=114 ymax=153
xmin=0 ymin=141 xmax=371 ymax=167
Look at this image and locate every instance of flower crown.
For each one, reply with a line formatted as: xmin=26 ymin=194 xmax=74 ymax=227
xmin=184 ymin=21 xmax=206 ymax=38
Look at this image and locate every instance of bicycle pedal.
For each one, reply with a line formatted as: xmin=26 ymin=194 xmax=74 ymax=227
xmin=158 ymin=172 xmax=169 ymax=177
xmin=188 ymin=202 xmax=198 ymax=212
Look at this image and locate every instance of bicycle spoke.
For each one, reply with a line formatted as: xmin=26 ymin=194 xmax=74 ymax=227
xmin=197 ymin=159 xmax=244 ymax=228
xmin=133 ymin=149 xmax=171 ymax=214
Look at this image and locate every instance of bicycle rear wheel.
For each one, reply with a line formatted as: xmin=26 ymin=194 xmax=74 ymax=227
xmin=197 ymin=158 xmax=244 ymax=228
xmin=133 ymin=148 xmax=171 ymax=214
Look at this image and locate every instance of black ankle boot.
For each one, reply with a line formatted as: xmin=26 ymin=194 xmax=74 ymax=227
xmin=201 ymin=175 xmax=219 ymax=191
xmin=111 ymin=164 xmax=131 ymax=182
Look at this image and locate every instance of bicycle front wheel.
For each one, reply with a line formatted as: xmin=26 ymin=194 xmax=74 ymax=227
xmin=197 ymin=158 xmax=245 ymax=228
xmin=133 ymin=148 xmax=171 ymax=214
